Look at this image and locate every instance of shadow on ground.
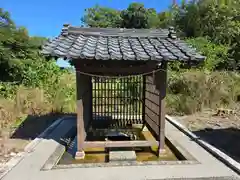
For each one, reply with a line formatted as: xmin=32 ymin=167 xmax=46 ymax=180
xmin=193 ymin=127 xmax=240 ymax=163
xmin=10 ymin=113 xmax=137 ymax=141
xmin=11 ymin=112 xmax=76 ymax=140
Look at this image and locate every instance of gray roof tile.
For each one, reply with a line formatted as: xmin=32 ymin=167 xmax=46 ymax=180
xmin=41 ymin=25 xmax=205 ymax=62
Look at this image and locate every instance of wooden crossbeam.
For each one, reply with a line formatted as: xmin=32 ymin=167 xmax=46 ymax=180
xmin=75 ymin=60 xmax=158 ymax=75
xmin=83 ymin=140 xmax=159 ymax=148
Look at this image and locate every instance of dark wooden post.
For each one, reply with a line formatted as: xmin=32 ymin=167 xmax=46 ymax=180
xmin=75 ymin=71 xmax=91 ymax=159
xmin=154 ymin=62 xmax=167 ymax=155
xmin=141 ymin=75 xmax=146 ymax=130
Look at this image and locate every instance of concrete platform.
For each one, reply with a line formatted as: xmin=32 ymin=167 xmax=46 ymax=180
xmin=0 ymin=116 xmax=239 ymax=180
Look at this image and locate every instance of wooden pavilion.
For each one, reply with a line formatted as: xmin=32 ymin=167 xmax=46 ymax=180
xmin=42 ymin=24 xmax=205 ymax=159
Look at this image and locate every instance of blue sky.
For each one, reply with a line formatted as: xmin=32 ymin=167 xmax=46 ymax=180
xmin=2 ymin=0 xmax=180 ymax=67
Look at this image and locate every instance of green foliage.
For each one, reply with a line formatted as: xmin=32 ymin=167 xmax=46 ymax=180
xmin=29 ymin=36 xmax=47 ymax=47
xmin=82 ymin=3 xmax=160 ymax=28
xmin=49 ymin=73 xmax=76 ymax=113
xmin=0 ymin=82 xmax=18 ymax=99
xmin=21 ymin=59 xmax=62 ymax=88
xmin=167 ymin=70 xmax=240 ymax=115
xmin=174 ymin=1 xmax=202 ymax=37
xmin=120 ymin=3 xmax=159 ymax=28
xmin=0 ymin=8 xmax=74 ymax=118
xmin=186 ymin=37 xmax=229 ymax=71
xmin=0 ymin=26 xmax=48 ymax=82
xmin=0 ymin=8 xmax=14 ymax=28
xmin=0 ymin=8 xmax=52 ymax=84
xmin=158 ymin=11 xmax=173 ymax=28
xmin=173 ymin=0 xmax=240 ymax=70
xmin=146 ymin=8 xmax=160 ymax=28
xmin=82 ymin=5 xmax=122 ymax=28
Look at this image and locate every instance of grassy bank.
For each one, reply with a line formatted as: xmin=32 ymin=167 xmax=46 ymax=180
xmin=167 ymin=70 xmax=240 ymax=115
xmin=0 ymin=72 xmax=76 ymax=130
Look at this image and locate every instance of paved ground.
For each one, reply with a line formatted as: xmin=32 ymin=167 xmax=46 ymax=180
xmin=0 ymin=113 xmax=63 ymax=165
xmin=1 ymin=117 xmax=240 ymax=180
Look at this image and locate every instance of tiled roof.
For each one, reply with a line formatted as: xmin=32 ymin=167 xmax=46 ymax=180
xmin=41 ymin=25 xmax=205 ymax=62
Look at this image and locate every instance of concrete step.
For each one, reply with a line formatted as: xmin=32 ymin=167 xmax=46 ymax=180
xmin=109 ymin=151 xmax=136 ymax=162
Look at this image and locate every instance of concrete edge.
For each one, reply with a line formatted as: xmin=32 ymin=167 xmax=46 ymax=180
xmin=166 ymin=115 xmax=240 ymax=175
xmin=165 ymin=133 xmax=197 ymax=162
xmin=148 ymin=177 xmax=240 ymax=180
xmin=54 ymin=160 xmax=198 ymax=169
xmin=41 ymin=144 xmax=66 ymax=171
xmin=0 ymin=116 xmax=70 ymax=179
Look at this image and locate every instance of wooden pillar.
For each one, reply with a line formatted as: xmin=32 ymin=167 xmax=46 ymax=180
xmin=154 ymin=62 xmax=167 ymax=155
xmin=141 ymin=75 xmax=146 ymax=130
xmin=75 ymin=71 xmax=92 ymax=160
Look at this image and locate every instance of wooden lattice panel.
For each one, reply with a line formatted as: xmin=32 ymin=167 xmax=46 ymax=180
xmin=92 ymin=76 xmax=144 ymax=127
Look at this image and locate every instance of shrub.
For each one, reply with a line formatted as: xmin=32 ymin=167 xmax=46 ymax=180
xmin=186 ymin=37 xmax=229 ymax=71
xmin=0 ymin=72 xmax=76 ymax=129
xmin=167 ymin=70 xmax=240 ymax=115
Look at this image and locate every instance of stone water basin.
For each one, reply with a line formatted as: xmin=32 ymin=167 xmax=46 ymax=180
xmin=58 ymin=126 xmax=178 ymax=165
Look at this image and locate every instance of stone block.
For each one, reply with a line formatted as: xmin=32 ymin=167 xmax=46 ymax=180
xmin=109 ymin=151 xmax=136 ymax=162
xmin=75 ymin=151 xmax=85 ymax=160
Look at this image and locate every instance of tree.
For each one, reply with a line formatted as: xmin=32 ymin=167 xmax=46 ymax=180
xmin=187 ymin=37 xmax=229 ymax=71
xmin=29 ymin=36 xmax=47 ymax=48
xmin=81 ymin=5 xmax=122 ymax=28
xmin=120 ymin=3 xmax=159 ymax=28
xmin=146 ymin=8 xmax=159 ymax=28
xmin=82 ymin=3 xmax=160 ymax=29
xmin=0 ymin=9 xmax=51 ymax=82
xmin=157 ymin=11 xmax=172 ymax=28
xmin=0 ymin=8 xmax=14 ymax=28
xmin=174 ymin=0 xmax=240 ymax=70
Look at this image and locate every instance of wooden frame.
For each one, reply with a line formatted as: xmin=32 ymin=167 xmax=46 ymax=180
xmin=158 ymin=62 xmax=167 ymax=153
xmin=75 ymin=59 xmax=167 ymax=159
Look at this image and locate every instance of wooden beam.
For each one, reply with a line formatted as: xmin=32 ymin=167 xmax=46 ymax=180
xmin=142 ymin=76 xmax=146 ymax=123
xmin=76 ymin=99 xmax=85 ymax=158
xmin=156 ymin=62 xmax=167 ymax=154
xmin=84 ymin=140 xmax=159 ymax=148
xmin=75 ymin=59 xmax=158 ymax=75
xmin=79 ymin=66 xmax=154 ymax=75
xmin=75 ymin=72 xmax=91 ymax=159
xmin=76 ymin=59 xmax=153 ymax=67
xmin=159 ymin=98 xmax=166 ymax=154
